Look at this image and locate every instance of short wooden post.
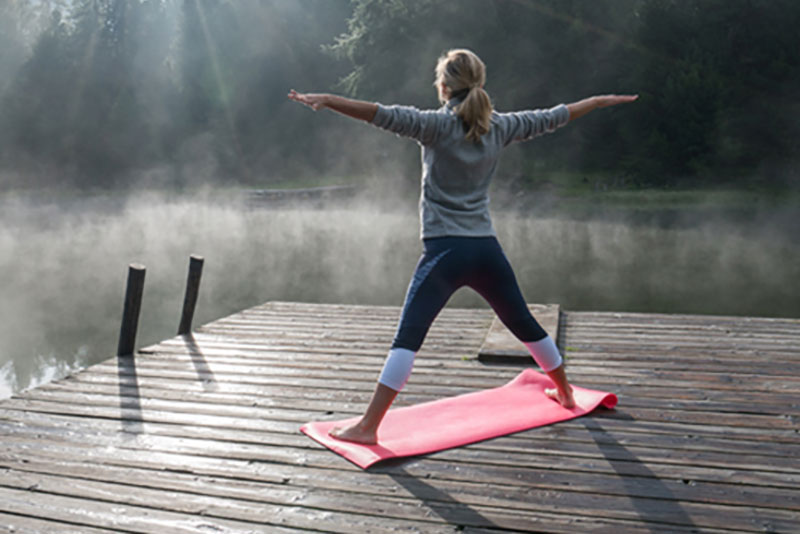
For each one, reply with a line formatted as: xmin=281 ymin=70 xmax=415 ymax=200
xmin=117 ymin=264 xmax=146 ymax=357
xmin=178 ymin=254 xmax=204 ymax=335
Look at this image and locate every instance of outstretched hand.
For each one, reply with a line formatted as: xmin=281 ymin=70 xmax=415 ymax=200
xmin=567 ymin=94 xmax=638 ymax=122
xmin=287 ymin=90 xmax=378 ymax=122
xmin=287 ymin=89 xmax=328 ymax=111
xmin=594 ymin=94 xmax=639 ymax=108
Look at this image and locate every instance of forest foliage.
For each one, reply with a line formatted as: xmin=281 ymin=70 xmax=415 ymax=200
xmin=0 ymin=0 xmax=798 ymax=190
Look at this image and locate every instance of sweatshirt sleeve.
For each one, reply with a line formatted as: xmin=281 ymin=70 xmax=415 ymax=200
xmin=371 ymin=104 xmax=442 ymax=145
xmin=498 ymin=104 xmax=570 ymax=146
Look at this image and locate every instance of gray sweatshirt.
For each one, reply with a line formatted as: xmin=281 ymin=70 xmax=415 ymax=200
xmin=371 ymin=99 xmax=570 ymax=239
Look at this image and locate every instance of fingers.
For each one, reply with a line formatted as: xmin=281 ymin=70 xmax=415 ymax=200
xmin=287 ymin=89 xmax=309 ymax=103
xmin=287 ymin=89 xmax=322 ymax=111
xmin=598 ymin=94 xmax=639 ymax=108
xmin=287 ymin=89 xmax=306 ymax=104
xmin=613 ymin=94 xmax=638 ymax=103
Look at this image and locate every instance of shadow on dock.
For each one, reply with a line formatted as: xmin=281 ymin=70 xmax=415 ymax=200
xmin=181 ymin=333 xmax=218 ymax=391
xmin=116 ymin=354 xmax=143 ymax=435
xmin=583 ymin=418 xmax=696 ymax=532
xmin=386 ymin=467 xmax=497 ymax=530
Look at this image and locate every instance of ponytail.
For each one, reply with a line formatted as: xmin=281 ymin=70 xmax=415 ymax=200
xmin=456 ymin=86 xmax=492 ymax=142
xmin=434 ymin=49 xmax=493 ymax=143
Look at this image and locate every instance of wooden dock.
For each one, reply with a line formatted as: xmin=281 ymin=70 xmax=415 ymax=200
xmin=1 ymin=301 xmax=798 ymax=533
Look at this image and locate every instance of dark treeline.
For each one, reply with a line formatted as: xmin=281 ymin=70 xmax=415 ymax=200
xmin=1 ymin=0 xmax=798 ymax=190
xmin=0 ymin=0 xmax=352 ymax=189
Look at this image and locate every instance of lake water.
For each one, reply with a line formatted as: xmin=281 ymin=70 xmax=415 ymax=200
xmin=1 ymin=189 xmax=798 ymax=399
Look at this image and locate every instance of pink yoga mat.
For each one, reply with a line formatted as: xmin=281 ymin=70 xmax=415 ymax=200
xmin=301 ymin=369 xmax=617 ymax=469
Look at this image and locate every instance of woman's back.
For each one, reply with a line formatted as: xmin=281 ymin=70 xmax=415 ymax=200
xmin=371 ymin=99 xmax=570 ymax=238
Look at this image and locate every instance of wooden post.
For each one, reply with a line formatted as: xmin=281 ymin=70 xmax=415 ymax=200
xmin=117 ymin=264 xmax=146 ymax=357
xmin=178 ymin=254 xmax=204 ymax=335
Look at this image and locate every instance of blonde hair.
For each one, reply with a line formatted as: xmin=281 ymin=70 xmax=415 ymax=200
xmin=434 ymin=49 xmax=492 ymax=142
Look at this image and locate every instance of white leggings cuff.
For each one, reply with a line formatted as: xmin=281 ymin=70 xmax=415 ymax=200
xmin=378 ymin=347 xmax=416 ymax=391
xmin=523 ymin=336 xmax=563 ymax=372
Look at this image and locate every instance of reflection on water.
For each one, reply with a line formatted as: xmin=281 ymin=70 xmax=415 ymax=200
xmin=1 ymin=190 xmax=798 ymax=398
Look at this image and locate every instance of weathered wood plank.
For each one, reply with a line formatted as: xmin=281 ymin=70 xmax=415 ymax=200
xmin=4 ymin=395 xmax=797 ymax=462
xmin=3 ymin=407 xmax=799 ymax=490
xmin=85 ymin=357 xmax=800 ymax=396
xmin=2 ymin=431 xmax=794 ymax=520
xmin=2 ymin=460 xmax=795 ymax=534
xmin=9 ymin=379 xmax=799 ymax=448
xmin=0 ymin=467 xmax=506 ymax=534
xmin=3 ymin=406 xmax=798 ymax=490
xmin=467 ymin=303 xmax=558 ymax=363
xmin=50 ymin=364 xmax=800 ymax=410
xmin=11 ymin=383 xmax=800 ymax=440
xmin=0 ymin=485 xmax=305 ymax=534
xmin=140 ymin=343 xmax=800 ymax=374
xmin=33 ymin=373 xmax=799 ymax=422
xmin=3 ymin=436 xmax=792 ymax=528
xmin=0 ymin=512 xmax=121 ymax=534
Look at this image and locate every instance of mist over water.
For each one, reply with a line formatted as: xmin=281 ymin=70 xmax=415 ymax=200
xmin=1 ymin=188 xmax=798 ymax=399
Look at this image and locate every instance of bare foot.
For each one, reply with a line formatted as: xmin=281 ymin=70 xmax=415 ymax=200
xmin=545 ymin=386 xmax=576 ymax=409
xmin=329 ymin=423 xmax=377 ymax=445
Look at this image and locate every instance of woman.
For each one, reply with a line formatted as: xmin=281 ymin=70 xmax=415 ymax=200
xmin=289 ymin=49 xmax=637 ymax=444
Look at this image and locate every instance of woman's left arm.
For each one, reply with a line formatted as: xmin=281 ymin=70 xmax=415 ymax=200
xmin=566 ymin=94 xmax=638 ymax=122
xmin=288 ymin=90 xmax=378 ymax=122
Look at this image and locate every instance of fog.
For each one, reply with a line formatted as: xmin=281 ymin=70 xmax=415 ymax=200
xmin=2 ymin=188 xmax=798 ymax=399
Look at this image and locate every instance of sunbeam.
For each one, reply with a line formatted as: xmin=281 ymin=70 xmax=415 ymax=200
xmin=66 ymin=1 xmax=100 ymax=124
xmin=190 ymin=0 xmax=252 ymax=181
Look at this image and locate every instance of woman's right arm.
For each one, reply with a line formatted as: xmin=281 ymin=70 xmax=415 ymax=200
xmin=566 ymin=94 xmax=638 ymax=121
xmin=288 ymin=90 xmax=378 ymax=122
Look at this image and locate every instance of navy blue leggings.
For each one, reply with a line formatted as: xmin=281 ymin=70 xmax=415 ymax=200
xmin=392 ymin=236 xmax=548 ymax=351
